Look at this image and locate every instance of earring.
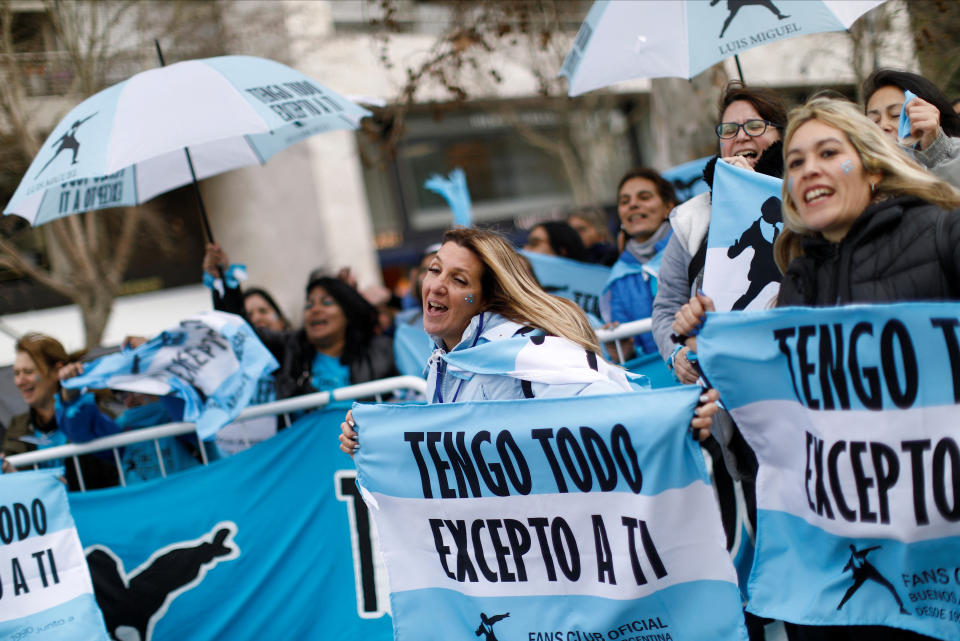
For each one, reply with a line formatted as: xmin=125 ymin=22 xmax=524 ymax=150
xmin=870 ymin=182 xmax=876 ymax=195
xmin=465 ymin=294 xmax=474 ymax=303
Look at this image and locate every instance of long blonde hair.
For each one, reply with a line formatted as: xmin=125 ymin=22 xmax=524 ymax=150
xmin=774 ymin=97 xmax=960 ymax=272
xmin=443 ymin=228 xmax=602 ymax=354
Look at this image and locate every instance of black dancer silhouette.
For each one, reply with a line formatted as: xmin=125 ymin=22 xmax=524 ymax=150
xmin=86 ymin=524 xmax=238 ymax=641
xmin=35 ymin=112 xmax=96 ymax=178
xmin=837 ymin=544 xmax=910 ymax=615
xmin=727 ymin=196 xmax=782 ymax=310
xmin=475 ymin=612 xmax=510 ymax=641
xmin=710 ymin=0 xmax=790 ymax=38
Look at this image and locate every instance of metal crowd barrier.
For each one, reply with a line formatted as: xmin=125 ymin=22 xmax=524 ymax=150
xmin=7 ymin=375 xmax=428 ymax=491
xmin=595 ymin=318 xmax=653 ymax=363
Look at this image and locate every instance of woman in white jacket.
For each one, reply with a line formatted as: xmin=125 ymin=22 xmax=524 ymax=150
xmin=340 ymin=228 xmax=634 ymax=453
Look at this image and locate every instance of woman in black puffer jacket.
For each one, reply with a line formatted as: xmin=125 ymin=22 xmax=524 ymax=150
xmin=774 ymin=98 xmax=960 ymax=307
xmin=677 ymin=97 xmax=960 ymax=641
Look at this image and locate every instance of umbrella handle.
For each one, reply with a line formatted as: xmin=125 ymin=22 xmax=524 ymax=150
xmin=155 ymin=39 xmax=216 ymax=246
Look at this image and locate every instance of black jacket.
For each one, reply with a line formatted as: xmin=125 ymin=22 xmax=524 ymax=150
xmin=258 ymin=327 xmax=396 ymax=400
xmin=778 ymin=196 xmax=960 ymax=306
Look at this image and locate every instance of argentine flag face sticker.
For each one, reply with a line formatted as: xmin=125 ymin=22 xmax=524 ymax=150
xmin=353 ymin=388 xmax=748 ymax=641
xmin=698 ymin=302 xmax=960 ymax=639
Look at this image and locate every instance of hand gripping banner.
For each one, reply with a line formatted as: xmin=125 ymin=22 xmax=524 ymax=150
xmin=62 ymin=311 xmax=278 ymax=440
xmin=702 ymin=160 xmax=783 ymax=312
xmin=698 ymin=302 xmax=960 ymax=639
xmin=0 ymin=470 xmax=110 ymax=641
xmin=353 ymin=388 xmax=747 ymax=641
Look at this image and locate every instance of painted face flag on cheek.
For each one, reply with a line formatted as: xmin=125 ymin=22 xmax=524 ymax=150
xmin=521 ymin=251 xmax=610 ymax=323
xmin=353 ymin=388 xmax=748 ymax=640
xmin=697 ymin=302 xmax=960 ymax=639
xmin=61 ymin=311 xmax=279 ymax=440
xmin=0 ymin=470 xmax=110 ymax=641
xmin=703 ymin=161 xmax=783 ymax=312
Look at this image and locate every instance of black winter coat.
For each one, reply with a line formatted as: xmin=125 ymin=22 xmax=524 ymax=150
xmin=778 ymin=196 xmax=960 ymax=306
xmin=776 ymin=196 xmax=958 ymax=641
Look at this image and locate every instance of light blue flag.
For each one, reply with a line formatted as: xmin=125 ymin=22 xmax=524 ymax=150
xmin=0 ymin=470 xmax=110 ymax=641
xmin=522 ymin=250 xmax=611 ymax=321
xmin=353 ymin=389 xmax=748 ymax=640
xmin=698 ymin=302 xmax=960 ymax=639
xmin=703 ymin=160 xmax=783 ymax=311
xmin=424 ymin=168 xmax=472 ymax=227
xmin=69 ymin=410 xmax=394 ymax=641
xmin=898 ymin=89 xmax=918 ymax=144
xmin=662 ymin=155 xmax=711 ymax=204
xmin=62 ymin=311 xmax=278 ymax=440
xmin=394 ymin=313 xmax=433 ymax=378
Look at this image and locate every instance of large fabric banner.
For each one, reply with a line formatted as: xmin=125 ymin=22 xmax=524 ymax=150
xmin=662 ymin=155 xmax=710 ymax=204
xmin=703 ymin=161 xmax=783 ymax=312
xmin=698 ymin=302 xmax=960 ymax=639
xmin=353 ymin=389 xmax=747 ymax=641
xmin=62 ymin=311 xmax=278 ymax=440
xmin=0 ymin=470 xmax=110 ymax=641
xmin=521 ymin=250 xmax=610 ymax=321
xmin=69 ymin=409 xmax=393 ymax=641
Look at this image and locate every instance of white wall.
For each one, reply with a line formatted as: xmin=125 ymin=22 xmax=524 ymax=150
xmin=0 ymin=284 xmax=212 ymax=366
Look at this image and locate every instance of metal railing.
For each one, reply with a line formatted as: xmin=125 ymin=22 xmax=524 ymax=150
xmin=595 ymin=318 xmax=653 ymax=363
xmin=8 ymin=375 xmax=427 ymax=490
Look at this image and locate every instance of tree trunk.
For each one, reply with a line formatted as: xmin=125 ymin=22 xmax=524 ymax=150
xmin=649 ymin=65 xmax=729 ymax=170
xmin=80 ymin=283 xmax=115 ymax=348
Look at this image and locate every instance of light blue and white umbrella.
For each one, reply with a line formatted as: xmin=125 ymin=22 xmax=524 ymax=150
xmin=4 ymin=55 xmax=370 ymax=226
xmin=560 ymin=0 xmax=885 ymax=96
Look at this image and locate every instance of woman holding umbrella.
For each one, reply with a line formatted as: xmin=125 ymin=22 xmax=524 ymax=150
xmin=652 ymin=81 xmax=787 ymax=383
xmin=204 ymin=245 xmax=397 ymax=403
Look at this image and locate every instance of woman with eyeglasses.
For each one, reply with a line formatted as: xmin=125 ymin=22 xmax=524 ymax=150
xmin=650 ymin=84 xmax=788 ymax=641
xmin=863 ymin=69 xmax=960 ymax=188
xmin=652 ymin=81 xmax=787 ymax=383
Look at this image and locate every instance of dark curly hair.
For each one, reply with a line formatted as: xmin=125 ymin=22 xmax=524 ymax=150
xmin=304 ymin=276 xmax=378 ymax=364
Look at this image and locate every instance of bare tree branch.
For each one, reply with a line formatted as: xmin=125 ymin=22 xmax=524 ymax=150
xmin=0 ymin=234 xmax=73 ymax=296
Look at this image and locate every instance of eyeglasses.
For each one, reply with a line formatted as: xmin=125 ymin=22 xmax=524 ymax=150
xmin=715 ymin=119 xmax=778 ymax=139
